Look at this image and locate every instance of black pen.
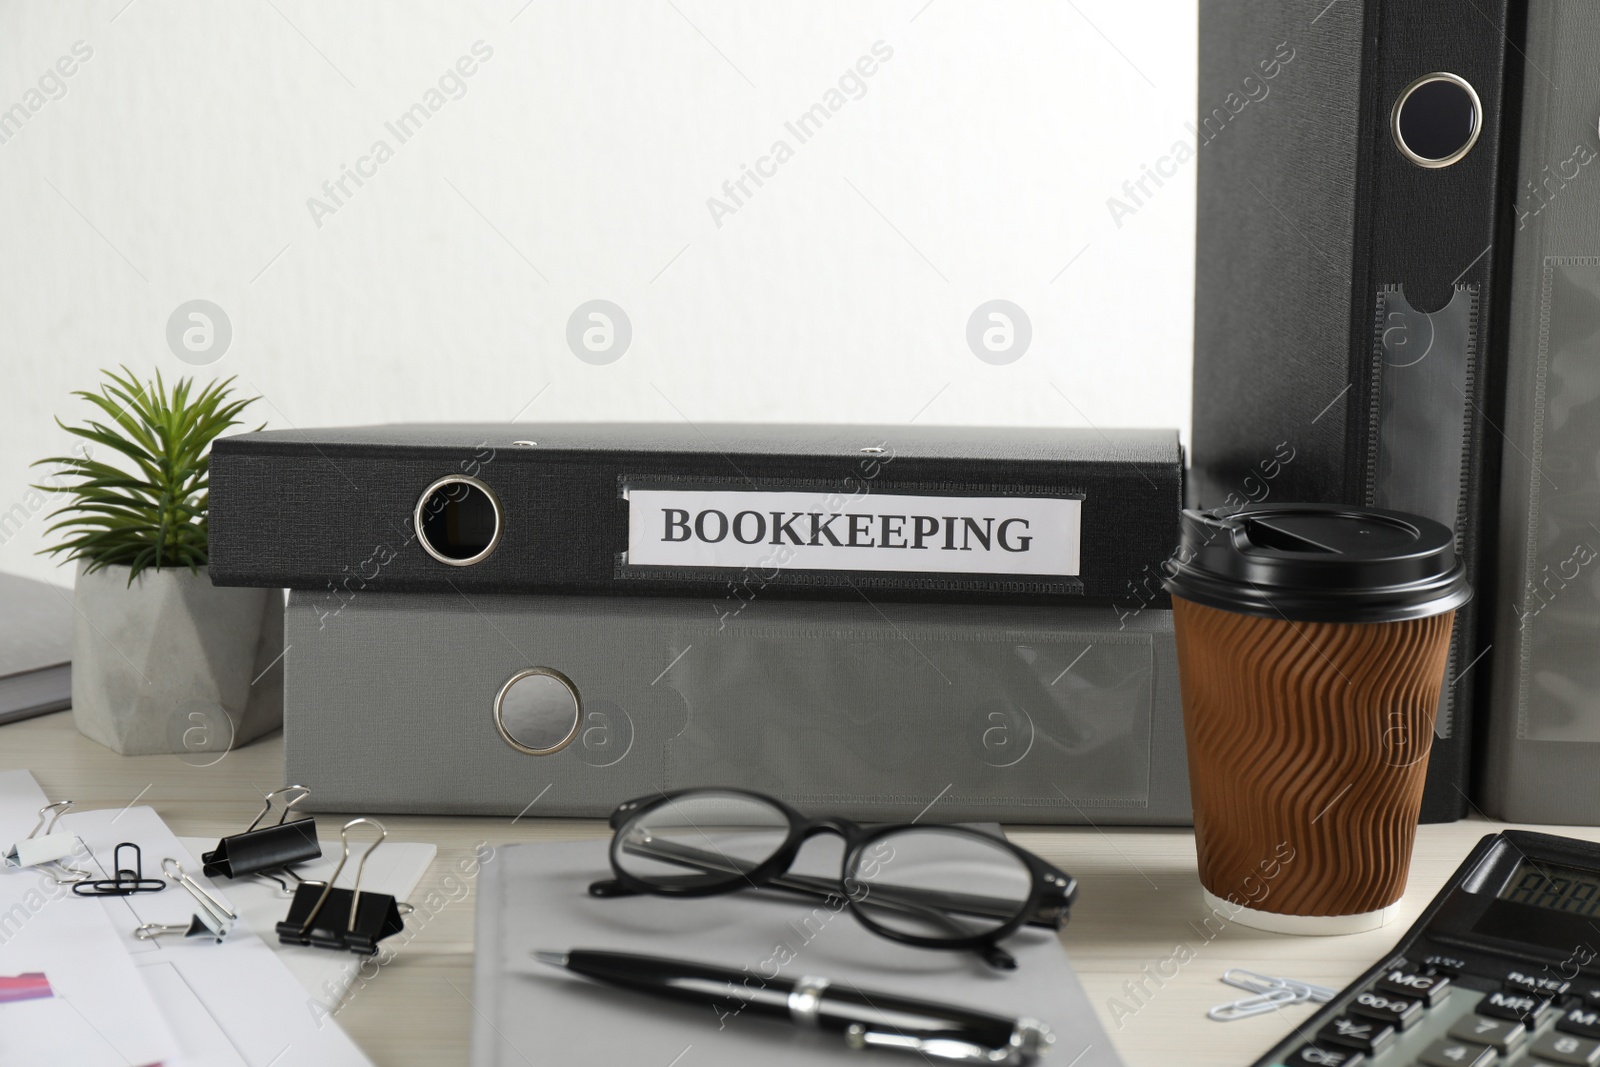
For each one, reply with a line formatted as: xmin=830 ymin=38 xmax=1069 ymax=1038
xmin=533 ymin=948 xmax=1055 ymax=1064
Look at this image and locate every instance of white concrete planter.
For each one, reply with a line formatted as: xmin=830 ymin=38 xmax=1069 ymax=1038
xmin=71 ymin=562 xmax=284 ymax=757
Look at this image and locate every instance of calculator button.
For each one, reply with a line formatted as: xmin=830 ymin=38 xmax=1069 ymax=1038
xmin=1417 ymin=1039 xmax=1496 ymax=1067
xmin=1449 ymin=1015 xmax=1526 ymax=1051
xmin=1560 ymin=1007 xmax=1600 ymax=1040
xmin=1377 ymin=966 xmax=1452 ymax=1006
xmin=1505 ymin=969 xmax=1572 ymax=997
xmin=1529 ymin=1031 xmax=1600 ymax=1065
xmin=1319 ymin=1015 xmax=1396 ymax=1053
xmin=1281 ymin=1045 xmax=1365 ymax=1067
xmin=1479 ymin=989 xmax=1553 ymax=1026
xmin=1349 ymin=989 xmax=1424 ymax=1030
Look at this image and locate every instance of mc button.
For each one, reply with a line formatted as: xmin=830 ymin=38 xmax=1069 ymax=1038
xmin=1378 ymin=967 xmax=1452 ymax=1006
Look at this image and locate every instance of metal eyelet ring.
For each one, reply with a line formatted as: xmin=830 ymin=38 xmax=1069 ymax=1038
xmin=413 ymin=475 xmax=503 ymax=567
xmin=494 ymin=668 xmax=583 ymax=756
xmin=1391 ymin=72 xmax=1482 ymax=169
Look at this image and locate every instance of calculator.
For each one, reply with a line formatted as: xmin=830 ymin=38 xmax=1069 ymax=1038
xmin=1253 ymin=831 xmax=1600 ymax=1067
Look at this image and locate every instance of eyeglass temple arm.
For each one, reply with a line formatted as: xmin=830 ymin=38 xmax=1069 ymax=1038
xmin=613 ymin=836 xmax=1061 ymax=927
xmin=592 ymin=866 xmax=989 ymax=946
xmin=590 ymin=866 xmax=1016 ymax=967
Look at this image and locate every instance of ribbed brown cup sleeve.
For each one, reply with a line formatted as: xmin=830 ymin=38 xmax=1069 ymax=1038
xmin=1172 ymin=597 xmax=1456 ymax=917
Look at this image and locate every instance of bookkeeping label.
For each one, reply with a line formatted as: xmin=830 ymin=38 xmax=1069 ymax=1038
xmin=626 ymin=489 xmax=1081 ymax=576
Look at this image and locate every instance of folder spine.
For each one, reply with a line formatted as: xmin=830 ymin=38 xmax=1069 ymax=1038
xmin=1193 ymin=0 xmax=1523 ymax=821
xmin=209 ymin=423 xmax=1181 ymax=606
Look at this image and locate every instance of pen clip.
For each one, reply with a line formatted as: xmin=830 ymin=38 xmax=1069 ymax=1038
xmin=844 ymin=1017 xmax=1054 ymax=1065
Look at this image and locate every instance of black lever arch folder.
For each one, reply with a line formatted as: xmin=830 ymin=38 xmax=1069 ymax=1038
xmin=1191 ymin=0 xmax=1525 ymax=821
xmin=209 ymin=423 xmax=1181 ymax=607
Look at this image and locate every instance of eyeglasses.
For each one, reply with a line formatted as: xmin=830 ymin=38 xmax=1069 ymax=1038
xmin=588 ymin=788 xmax=1076 ymax=970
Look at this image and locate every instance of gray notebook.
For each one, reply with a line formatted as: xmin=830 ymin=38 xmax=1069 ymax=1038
xmin=0 ymin=572 xmax=73 ymax=725
xmin=470 ymin=836 xmax=1124 ymax=1067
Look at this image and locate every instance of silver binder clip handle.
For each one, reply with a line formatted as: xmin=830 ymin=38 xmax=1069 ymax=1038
xmin=135 ymin=922 xmax=187 ymax=941
xmin=295 ymin=817 xmax=387 ymax=938
xmin=255 ymin=865 xmax=307 ymax=897
xmin=134 ymin=908 xmax=230 ymax=942
xmin=243 ymin=785 xmax=312 ymax=833
xmin=161 ymin=858 xmax=238 ymax=933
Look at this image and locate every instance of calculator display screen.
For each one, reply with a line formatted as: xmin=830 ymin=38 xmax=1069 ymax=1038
xmin=1498 ymin=861 xmax=1600 ymax=917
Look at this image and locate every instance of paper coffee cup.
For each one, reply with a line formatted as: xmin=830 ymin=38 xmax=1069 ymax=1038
xmin=1163 ymin=505 xmax=1471 ymax=934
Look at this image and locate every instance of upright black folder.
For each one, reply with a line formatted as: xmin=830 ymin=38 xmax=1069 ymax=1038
xmin=1191 ymin=0 xmax=1524 ymax=821
xmin=209 ymin=423 xmax=1181 ymax=607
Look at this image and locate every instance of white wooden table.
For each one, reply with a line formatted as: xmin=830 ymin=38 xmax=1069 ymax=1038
xmin=7 ymin=709 xmax=1587 ymax=1066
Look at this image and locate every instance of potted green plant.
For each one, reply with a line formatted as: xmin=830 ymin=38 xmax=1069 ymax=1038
xmin=32 ymin=367 xmax=283 ymax=757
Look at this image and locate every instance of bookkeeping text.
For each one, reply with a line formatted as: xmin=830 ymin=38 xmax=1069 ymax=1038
xmin=627 ymin=488 xmax=1081 ymax=578
xmin=662 ymin=509 xmax=1034 ymax=553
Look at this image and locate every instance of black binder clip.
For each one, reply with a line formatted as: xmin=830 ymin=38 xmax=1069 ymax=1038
xmin=73 ymin=843 xmax=166 ymax=896
xmin=202 ymin=785 xmax=321 ymax=880
xmin=275 ymin=818 xmax=403 ymax=956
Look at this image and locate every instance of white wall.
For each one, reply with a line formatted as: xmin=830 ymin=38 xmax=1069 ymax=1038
xmin=0 ymin=0 xmax=1197 ymax=587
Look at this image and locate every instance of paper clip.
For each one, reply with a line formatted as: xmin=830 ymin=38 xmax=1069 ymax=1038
xmin=1223 ymin=968 xmax=1336 ymax=1003
xmin=1208 ymin=985 xmax=1302 ymax=1021
xmin=202 ymin=785 xmax=321 ymax=880
xmin=275 ymin=818 xmax=404 ymax=956
xmin=5 ymin=801 xmax=91 ymax=885
xmin=1208 ymin=970 xmax=1336 ymax=1022
xmin=133 ymin=859 xmax=237 ymax=942
xmin=73 ymin=842 xmax=165 ymax=896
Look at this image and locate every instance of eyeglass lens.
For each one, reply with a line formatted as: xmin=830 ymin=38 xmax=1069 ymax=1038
xmin=847 ymin=827 xmax=1033 ymax=940
xmin=615 ymin=794 xmax=1035 ymax=943
xmin=614 ymin=792 xmax=791 ymax=890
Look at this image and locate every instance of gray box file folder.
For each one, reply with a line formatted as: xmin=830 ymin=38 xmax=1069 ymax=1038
xmin=284 ymin=591 xmax=1188 ymax=824
xmin=1481 ymin=3 xmax=1600 ymax=822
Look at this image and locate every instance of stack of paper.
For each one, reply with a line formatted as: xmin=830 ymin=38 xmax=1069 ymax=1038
xmin=0 ymin=769 xmax=435 ymax=1066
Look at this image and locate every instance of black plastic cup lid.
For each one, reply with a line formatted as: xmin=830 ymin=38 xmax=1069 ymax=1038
xmin=1162 ymin=504 xmax=1471 ymax=623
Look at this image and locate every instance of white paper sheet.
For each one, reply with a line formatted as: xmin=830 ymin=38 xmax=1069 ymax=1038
xmin=0 ymin=770 xmax=434 ymax=1067
xmin=0 ymin=771 xmax=179 ymax=1067
xmin=65 ymin=805 xmax=381 ymax=1067
xmin=139 ymin=962 xmax=250 ymax=1067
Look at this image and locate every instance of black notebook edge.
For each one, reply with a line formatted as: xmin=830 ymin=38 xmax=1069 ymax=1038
xmin=0 ymin=664 xmax=72 ymax=726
